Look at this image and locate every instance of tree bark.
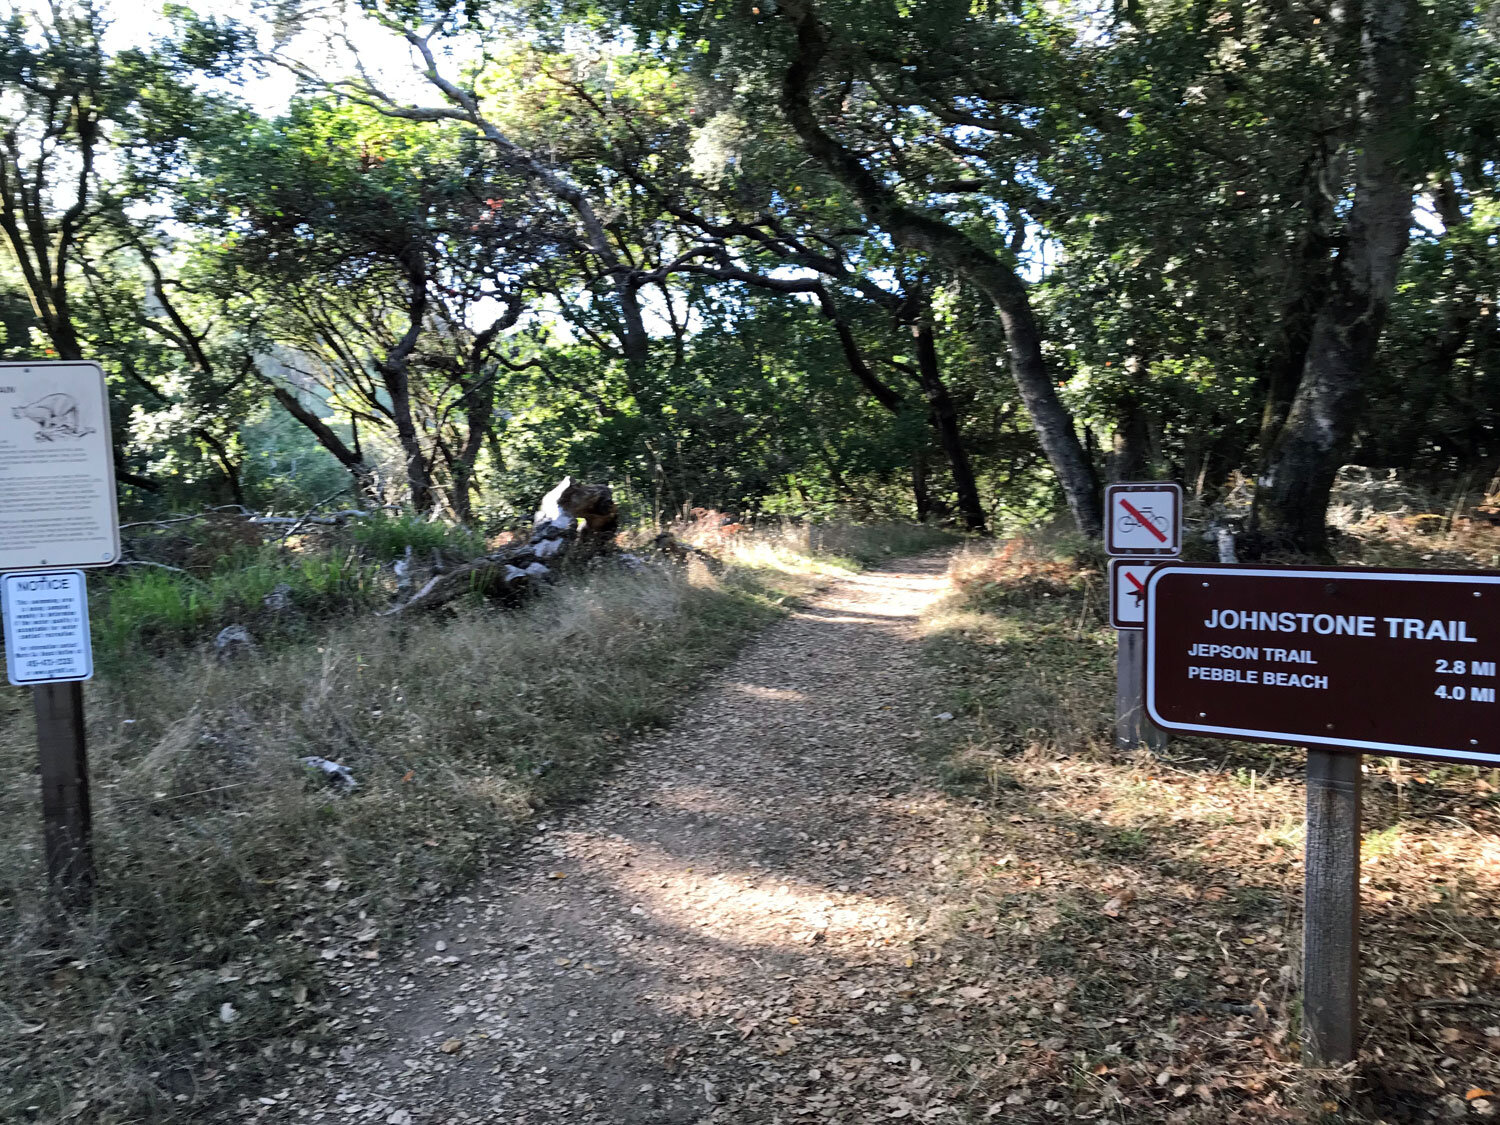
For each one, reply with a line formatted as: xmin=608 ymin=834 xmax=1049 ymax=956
xmin=1255 ymin=138 xmax=1341 ymax=484
xmin=912 ymin=450 xmax=933 ymax=523
xmin=376 ymin=252 xmax=434 ymax=512
xmin=1256 ymin=0 xmax=1418 ymax=555
xmin=776 ymin=0 xmax=1102 ymax=537
xmin=1109 ymin=396 xmax=1153 ymax=483
xmin=266 ymin=382 xmax=376 ymax=498
xmin=816 ymin=289 xmax=905 ymax=412
xmin=914 ymin=324 xmax=986 ymax=533
xmin=449 ymin=368 xmax=498 ymax=524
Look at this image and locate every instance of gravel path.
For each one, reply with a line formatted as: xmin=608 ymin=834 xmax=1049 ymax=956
xmin=259 ymin=553 xmax=983 ymax=1124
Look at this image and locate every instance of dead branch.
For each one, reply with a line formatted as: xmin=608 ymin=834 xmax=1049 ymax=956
xmin=379 ymin=477 xmax=620 ymax=616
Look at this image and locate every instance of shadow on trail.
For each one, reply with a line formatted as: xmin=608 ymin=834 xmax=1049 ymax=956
xmin=259 ymin=552 xmax=1495 ymax=1124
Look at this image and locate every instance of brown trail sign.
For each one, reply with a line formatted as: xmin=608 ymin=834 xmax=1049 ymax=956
xmin=1144 ymin=564 xmax=1500 ymax=765
xmin=1143 ymin=563 xmax=1500 ymax=1067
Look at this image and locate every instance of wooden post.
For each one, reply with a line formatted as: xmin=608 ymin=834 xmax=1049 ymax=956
xmin=33 ymin=681 xmax=93 ymax=910
xmin=1303 ymin=748 xmax=1361 ymax=1065
xmin=1115 ymin=629 xmax=1167 ymax=751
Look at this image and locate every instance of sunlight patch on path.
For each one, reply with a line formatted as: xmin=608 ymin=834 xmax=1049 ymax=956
xmin=263 ymin=549 xmax=963 ymax=1125
xmin=553 ymin=832 xmax=918 ymax=953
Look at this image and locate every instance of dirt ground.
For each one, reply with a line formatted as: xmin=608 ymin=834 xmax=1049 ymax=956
xmin=246 ymin=553 xmax=993 ymax=1123
xmin=230 ymin=551 xmax=1500 ymax=1124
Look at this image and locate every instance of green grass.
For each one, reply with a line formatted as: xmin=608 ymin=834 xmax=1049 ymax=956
xmin=348 ymin=512 xmax=487 ymax=561
xmin=0 ymin=526 xmax=890 ymax=1124
xmin=91 ymin=512 xmax=493 ymax=666
xmin=93 ymin=549 xmax=383 ymax=665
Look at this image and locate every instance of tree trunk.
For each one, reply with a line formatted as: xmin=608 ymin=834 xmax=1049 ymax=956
xmin=912 ymin=450 xmax=933 ymax=523
xmin=385 ymin=478 xmax=619 ymax=616
xmin=385 ymin=369 xmax=433 ymax=512
xmin=776 ymin=0 xmax=1102 ymax=537
xmin=1109 ymin=394 xmax=1153 ymax=482
xmin=914 ymin=324 xmax=986 ymax=533
xmin=1256 ymin=0 xmax=1418 ymax=555
xmin=1255 ymin=138 xmax=1341 ymax=486
xmin=378 ymin=253 xmax=434 ymax=512
xmin=449 ymin=371 xmax=498 ymax=524
xmin=267 ymin=383 xmax=377 ymax=499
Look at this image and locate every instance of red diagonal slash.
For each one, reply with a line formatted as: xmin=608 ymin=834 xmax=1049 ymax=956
xmin=1125 ymin=571 xmax=1146 ymax=594
xmin=1120 ymin=498 xmax=1168 ymax=543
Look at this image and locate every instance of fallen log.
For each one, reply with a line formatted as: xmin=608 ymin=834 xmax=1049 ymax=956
xmin=380 ymin=477 xmax=618 ymax=616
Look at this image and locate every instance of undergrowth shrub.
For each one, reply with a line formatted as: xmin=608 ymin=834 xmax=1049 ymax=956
xmin=945 ymin=536 xmax=1102 ymax=610
xmin=923 ymin=536 xmax=1113 ymax=755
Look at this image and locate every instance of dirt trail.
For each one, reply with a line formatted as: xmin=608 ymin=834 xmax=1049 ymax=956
xmin=262 ymin=553 xmax=986 ymax=1124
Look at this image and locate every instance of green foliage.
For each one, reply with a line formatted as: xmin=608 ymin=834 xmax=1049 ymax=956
xmin=803 ymin=520 xmax=961 ymax=566
xmin=2 ymin=0 xmax=1496 ymax=538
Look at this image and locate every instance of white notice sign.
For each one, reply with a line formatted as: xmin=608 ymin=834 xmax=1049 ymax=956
xmin=0 ymin=361 xmax=120 ymax=570
xmin=2 ymin=569 xmax=93 ymax=685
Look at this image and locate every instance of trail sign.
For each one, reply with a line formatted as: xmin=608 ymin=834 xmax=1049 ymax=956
xmin=1109 ymin=559 xmax=1156 ymax=629
xmin=0 ymin=361 xmax=120 ymax=571
xmin=1144 ymin=563 xmax=1500 ymax=765
xmin=1105 ymin=482 xmax=1182 ymax=557
xmin=3 ymin=569 xmax=93 ymax=685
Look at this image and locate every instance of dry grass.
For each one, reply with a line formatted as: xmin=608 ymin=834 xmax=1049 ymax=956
xmin=662 ymin=508 xmax=963 ymax=568
xmin=1325 ymin=468 xmax=1500 ymax=570
xmin=0 ymin=530 xmax=875 ymax=1123
xmin=919 ymin=537 xmax=1500 ymax=1123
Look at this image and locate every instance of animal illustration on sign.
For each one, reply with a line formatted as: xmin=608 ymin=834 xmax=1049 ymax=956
xmin=12 ymin=393 xmax=95 ymax=441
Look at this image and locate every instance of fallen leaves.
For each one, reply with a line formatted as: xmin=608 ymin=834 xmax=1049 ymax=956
xmin=165 ymin=557 xmax=1500 ymax=1125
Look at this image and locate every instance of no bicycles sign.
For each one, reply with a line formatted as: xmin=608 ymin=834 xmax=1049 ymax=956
xmin=1105 ymin=482 xmax=1182 ymax=558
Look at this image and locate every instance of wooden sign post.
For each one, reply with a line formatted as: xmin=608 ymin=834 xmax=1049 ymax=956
xmin=1303 ymin=749 xmax=1361 ymax=1063
xmin=1114 ymin=629 xmax=1167 ymax=751
xmin=0 ymin=362 xmax=119 ymax=910
xmin=1105 ymin=484 xmax=1182 ymax=750
xmin=32 ymin=682 xmax=93 ymax=909
xmin=1143 ymin=563 xmax=1500 ymax=1066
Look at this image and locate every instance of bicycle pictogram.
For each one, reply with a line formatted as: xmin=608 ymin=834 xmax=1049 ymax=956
xmin=1116 ymin=504 xmax=1170 ymax=538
